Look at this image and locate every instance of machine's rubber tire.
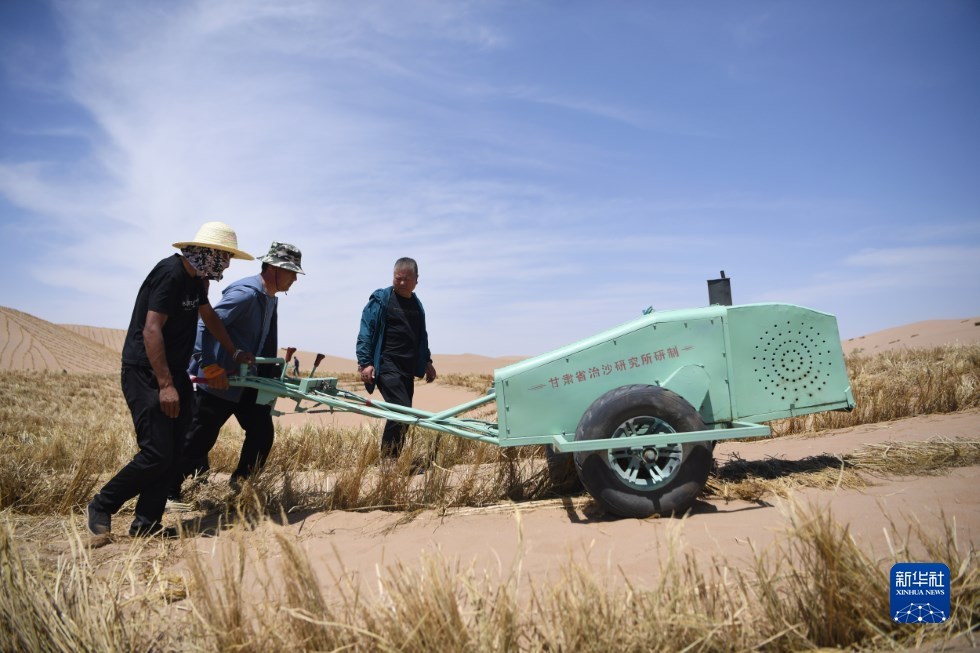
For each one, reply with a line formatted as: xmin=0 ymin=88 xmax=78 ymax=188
xmin=573 ymin=384 xmax=712 ymax=519
xmin=544 ymin=445 xmax=584 ymax=495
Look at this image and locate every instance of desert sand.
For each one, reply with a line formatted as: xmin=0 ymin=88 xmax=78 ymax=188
xmin=0 ymin=306 xmax=119 ymax=373
xmin=3 ymin=305 xmax=978 ymax=377
xmin=128 ymin=409 xmax=980 ymax=598
xmin=2 ymin=305 xmax=978 ymax=604
xmin=842 ymin=316 xmax=980 ymax=355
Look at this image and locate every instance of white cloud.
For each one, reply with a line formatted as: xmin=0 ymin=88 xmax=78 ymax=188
xmin=1 ymin=1 xmax=977 ymax=357
xmin=844 ymin=246 xmax=980 ymax=268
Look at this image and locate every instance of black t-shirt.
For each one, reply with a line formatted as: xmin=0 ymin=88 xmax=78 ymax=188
xmin=121 ymin=254 xmax=209 ymax=373
xmin=381 ymin=292 xmax=421 ymax=375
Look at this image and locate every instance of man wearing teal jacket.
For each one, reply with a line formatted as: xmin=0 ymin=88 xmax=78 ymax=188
xmin=356 ymin=257 xmax=437 ymax=458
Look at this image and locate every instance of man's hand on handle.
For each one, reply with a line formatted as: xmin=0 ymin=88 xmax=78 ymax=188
xmin=202 ymin=364 xmax=229 ymax=390
xmin=233 ymin=349 xmax=255 ymax=366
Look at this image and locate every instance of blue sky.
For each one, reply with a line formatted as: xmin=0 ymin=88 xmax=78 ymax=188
xmin=1 ymin=1 xmax=978 ymax=358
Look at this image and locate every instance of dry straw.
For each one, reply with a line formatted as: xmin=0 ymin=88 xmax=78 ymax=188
xmin=1 ymin=500 xmax=976 ymax=651
xmin=0 ymin=345 xmax=978 ymax=650
xmin=0 ymin=345 xmax=978 ymax=516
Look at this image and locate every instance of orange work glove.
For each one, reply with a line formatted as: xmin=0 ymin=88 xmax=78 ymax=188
xmin=202 ymin=363 xmax=229 ymax=390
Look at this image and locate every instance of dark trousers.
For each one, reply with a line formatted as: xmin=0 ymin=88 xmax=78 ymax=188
xmin=175 ymin=388 xmax=274 ymax=494
xmin=377 ymin=368 xmax=415 ymax=458
xmin=92 ymin=365 xmax=192 ymax=531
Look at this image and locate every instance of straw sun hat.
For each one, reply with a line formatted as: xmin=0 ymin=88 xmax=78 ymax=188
xmin=172 ymin=221 xmax=254 ymax=260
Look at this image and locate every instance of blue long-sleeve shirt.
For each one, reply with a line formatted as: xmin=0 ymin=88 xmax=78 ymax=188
xmin=189 ymin=274 xmax=278 ymax=402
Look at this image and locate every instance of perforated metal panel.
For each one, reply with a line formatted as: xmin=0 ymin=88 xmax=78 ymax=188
xmin=753 ymin=319 xmax=835 ymax=404
xmin=727 ymin=304 xmax=852 ymax=421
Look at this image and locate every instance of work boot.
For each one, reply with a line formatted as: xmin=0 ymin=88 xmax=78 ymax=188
xmin=129 ymin=522 xmax=179 ymax=538
xmin=87 ymin=501 xmax=111 ymax=535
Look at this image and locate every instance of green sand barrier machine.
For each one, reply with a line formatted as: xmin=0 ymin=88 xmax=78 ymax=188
xmin=226 ymin=275 xmax=854 ymax=519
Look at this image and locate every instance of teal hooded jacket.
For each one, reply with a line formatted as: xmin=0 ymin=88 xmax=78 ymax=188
xmin=355 ymin=286 xmax=431 ymax=394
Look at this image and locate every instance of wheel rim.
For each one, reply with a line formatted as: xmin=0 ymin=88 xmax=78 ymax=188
xmin=606 ymin=415 xmax=683 ymax=491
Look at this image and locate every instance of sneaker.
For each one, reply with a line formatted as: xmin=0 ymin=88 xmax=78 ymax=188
xmin=87 ymin=501 xmax=111 ymax=535
xmin=129 ymin=522 xmax=179 ymax=538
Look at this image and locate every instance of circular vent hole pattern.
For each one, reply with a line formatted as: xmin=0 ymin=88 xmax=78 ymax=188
xmin=751 ymin=321 xmax=835 ymax=405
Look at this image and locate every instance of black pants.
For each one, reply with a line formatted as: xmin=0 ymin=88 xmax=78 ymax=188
xmin=91 ymin=365 xmax=192 ymax=532
xmin=174 ymin=388 xmax=274 ymax=494
xmin=377 ymin=368 xmax=415 ymax=458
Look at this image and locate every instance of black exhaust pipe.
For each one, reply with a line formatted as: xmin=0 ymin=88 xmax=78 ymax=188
xmin=707 ymin=271 xmax=732 ymax=306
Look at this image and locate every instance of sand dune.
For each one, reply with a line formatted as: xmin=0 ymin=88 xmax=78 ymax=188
xmin=0 ymin=306 xmax=119 ymax=373
xmin=272 ymin=350 xmax=353 ymax=376
xmin=842 ymin=316 xmax=980 ymax=355
xmin=431 ymin=353 xmax=526 ymax=374
xmin=14 ymin=324 xmax=520 ymax=377
xmin=4 ymin=306 xmax=979 ymax=375
xmin=60 ymin=324 xmax=126 ymax=353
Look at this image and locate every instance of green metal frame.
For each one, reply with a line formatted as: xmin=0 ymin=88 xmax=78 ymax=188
xmin=228 ymin=357 xmax=773 ymax=453
xmin=490 ymin=303 xmax=854 ymax=445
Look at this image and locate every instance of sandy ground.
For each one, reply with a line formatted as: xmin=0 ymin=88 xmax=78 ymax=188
xmin=4 ymin=305 xmax=978 ymax=603
xmin=237 ymin=409 xmax=980 ymax=594
xmin=68 ymin=408 xmax=973 ymax=604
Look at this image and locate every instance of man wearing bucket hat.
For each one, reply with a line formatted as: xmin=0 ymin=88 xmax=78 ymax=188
xmin=87 ymin=222 xmax=254 ymax=538
xmin=172 ymin=241 xmax=305 ymax=500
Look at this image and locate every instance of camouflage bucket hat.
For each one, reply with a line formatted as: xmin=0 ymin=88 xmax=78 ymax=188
xmin=259 ymin=241 xmax=305 ymax=274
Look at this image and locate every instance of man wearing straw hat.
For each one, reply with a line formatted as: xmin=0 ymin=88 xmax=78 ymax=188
xmin=171 ymin=241 xmax=304 ymax=500
xmin=87 ymin=222 xmax=254 ymax=538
